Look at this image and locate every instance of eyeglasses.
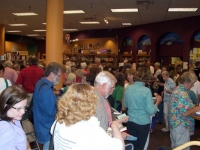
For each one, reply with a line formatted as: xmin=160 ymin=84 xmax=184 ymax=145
xmin=12 ymin=106 xmax=27 ymax=112
xmin=56 ymin=74 xmax=61 ymax=78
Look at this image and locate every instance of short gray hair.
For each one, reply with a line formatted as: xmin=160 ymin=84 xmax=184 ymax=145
xmin=65 ymin=66 xmax=71 ymax=74
xmin=80 ymin=62 xmax=87 ymax=69
xmin=4 ymin=60 xmax=13 ymax=67
xmin=94 ymin=71 xmax=116 ymax=86
xmin=179 ymin=71 xmax=197 ymax=84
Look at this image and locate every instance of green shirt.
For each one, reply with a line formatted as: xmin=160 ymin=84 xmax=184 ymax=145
xmin=112 ymin=85 xmax=123 ymax=110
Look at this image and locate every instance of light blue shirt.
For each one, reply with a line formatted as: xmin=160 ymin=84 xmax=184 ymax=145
xmin=124 ymin=82 xmax=158 ymax=125
xmin=0 ymin=120 xmax=27 ymax=150
xmin=163 ymin=78 xmax=176 ymax=102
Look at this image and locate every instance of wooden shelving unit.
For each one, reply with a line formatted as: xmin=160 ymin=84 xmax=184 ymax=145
xmin=63 ymin=53 xmax=118 ymax=66
xmin=136 ymin=54 xmax=151 ymax=65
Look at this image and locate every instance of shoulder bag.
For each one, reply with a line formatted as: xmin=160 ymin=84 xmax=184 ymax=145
xmin=49 ymin=121 xmax=57 ymax=150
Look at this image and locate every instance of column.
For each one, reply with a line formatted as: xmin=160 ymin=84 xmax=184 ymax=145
xmin=0 ymin=24 xmax=5 ymax=55
xmin=46 ymin=0 xmax=64 ymax=89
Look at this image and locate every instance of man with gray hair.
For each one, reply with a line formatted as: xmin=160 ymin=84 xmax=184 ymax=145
xmin=94 ymin=71 xmax=130 ymax=143
xmin=94 ymin=71 xmax=117 ymax=130
xmin=3 ymin=60 xmax=18 ymax=85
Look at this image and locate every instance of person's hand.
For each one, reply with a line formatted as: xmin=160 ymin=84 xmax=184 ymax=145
xmin=117 ymin=116 xmax=129 ymax=124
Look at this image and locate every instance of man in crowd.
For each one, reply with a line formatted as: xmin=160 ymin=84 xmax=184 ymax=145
xmin=94 ymin=71 xmax=117 ymax=130
xmin=33 ymin=62 xmax=63 ymax=150
xmin=94 ymin=71 xmax=129 ymax=140
xmin=16 ymin=55 xmax=44 ymax=106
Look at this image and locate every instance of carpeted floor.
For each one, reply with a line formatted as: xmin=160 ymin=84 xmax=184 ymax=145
xmin=148 ymin=120 xmax=200 ymax=150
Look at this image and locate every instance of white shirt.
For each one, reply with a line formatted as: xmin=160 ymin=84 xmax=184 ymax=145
xmin=150 ymin=66 xmax=154 ymax=74
xmin=0 ymin=78 xmax=12 ymax=93
xmin=190 ymin=81 xmax=200 ymax=99
xmin=51 ymin=116 xmax=122 ymax=150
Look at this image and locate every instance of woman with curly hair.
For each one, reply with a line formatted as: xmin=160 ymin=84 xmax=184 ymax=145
xmin=50 ymin=83 xmax=125 ymax=150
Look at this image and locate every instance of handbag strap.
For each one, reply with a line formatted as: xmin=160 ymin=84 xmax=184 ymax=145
xmin=52 ymin=121 xmax=57 ymax=143
xmin=4 ymin=79 xmax=8 ymax=88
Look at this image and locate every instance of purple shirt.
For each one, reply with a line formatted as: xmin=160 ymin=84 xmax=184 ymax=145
xmin=0 ymin=120 xmax=27 ymax=150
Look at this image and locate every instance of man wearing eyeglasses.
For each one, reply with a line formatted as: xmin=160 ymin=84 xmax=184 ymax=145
xmin=33 ymin=62 xmax=63 ymax=150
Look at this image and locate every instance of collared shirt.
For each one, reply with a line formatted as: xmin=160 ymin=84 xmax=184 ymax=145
xmin=0 ymin=120 xmax=27 ymax=150
xmin=170 ymin=84 xmax=195 ymax=131
xmin=3 ymin=67 xmax=18 ymax=85
xmin=163 ymin=78 xmax=176 ymax=102
xmin=124 ymin=81 xmax=158 ymax=125
xmin=16 ymin=65 xmax=44 ymax=93
xmin=94 ymin=90 xmax=109 ymax=131
xmin=33 ymin=77 xmax=57 ymax=143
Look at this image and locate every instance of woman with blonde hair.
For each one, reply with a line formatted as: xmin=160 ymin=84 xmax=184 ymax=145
xmin=51 ymin=83 xmax=124 ymax=150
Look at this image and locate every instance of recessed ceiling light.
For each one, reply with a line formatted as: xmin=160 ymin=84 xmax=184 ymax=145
xmin=168 ymin=8 xmax=198 ymax=12
xmin=12 ymin=12 xmax=38 ymax=16
xmin=7 ymin=30 xmax=21 ymax=32
xmin=80 ymin=22 xmax=100 ymax=24
xmin=122 ymin=23 xmax=132 ymax=25
xmin=33 ymin=30 xmax=46 ymax=32
xmin=63 ymin=29 xmax=78 ymax=31
xmin=42 ymin=23 xmax=46 ymax=25
xmin=9 ymin=24 xmax=27 ymax=26
xmin=63 ymin=10 xmax=85 ymax=14
xmin=27 ymin=34 xmax=39 ymax=36
xmin=111 ymin=8 xmax=138 ymax=12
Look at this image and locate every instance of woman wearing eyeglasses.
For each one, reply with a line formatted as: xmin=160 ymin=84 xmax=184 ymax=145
xmin=0 ymin=86 xmax=30 ymax=150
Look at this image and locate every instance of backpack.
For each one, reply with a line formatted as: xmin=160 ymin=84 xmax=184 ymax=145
xmin=27 ymin=82 xmax=47 ymax=124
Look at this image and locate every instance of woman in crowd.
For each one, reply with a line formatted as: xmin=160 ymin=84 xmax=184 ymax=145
xmin=161 ymin=71 xmax=176 ymax=132
xmin=51 ymin=83 xmax=125 ymax=150
xmin=112 ymin=72 xmax=125 ymax=111
xmin=170 ymin=71 xmax=200 ymax=149
xmin=122 ymin=69 xmax=136 ymax=112
xmin=0 ymin=86 xmax=30 ymax=150
xmin=124 ymin=66 xmax=162 ymax=150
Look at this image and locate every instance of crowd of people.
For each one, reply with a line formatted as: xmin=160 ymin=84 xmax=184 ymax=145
xmin=0 ymin=55 xmax=200 ymax=150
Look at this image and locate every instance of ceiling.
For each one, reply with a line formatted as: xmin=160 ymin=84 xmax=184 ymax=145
xmin=0 ymin=0 xmax=200 ymax=40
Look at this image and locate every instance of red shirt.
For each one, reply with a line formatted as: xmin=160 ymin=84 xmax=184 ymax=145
xmin=16 ymin=65 xmax=44 ymax=93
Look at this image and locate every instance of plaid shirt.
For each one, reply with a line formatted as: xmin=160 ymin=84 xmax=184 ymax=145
xmin=16 ymin=65 xmax=44 ymax=93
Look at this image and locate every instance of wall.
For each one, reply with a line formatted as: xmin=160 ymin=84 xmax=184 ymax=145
xmin=70 ymin=15 xmax=200 ymax=63
xmin=5 ymin=41 xmax=27 ymax=52
xmin=63 ymin=38 xmax=118 ymax=54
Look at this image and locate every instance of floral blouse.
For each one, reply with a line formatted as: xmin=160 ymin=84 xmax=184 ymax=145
xmin=170 ymin=84 xmax=194 ymax=131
